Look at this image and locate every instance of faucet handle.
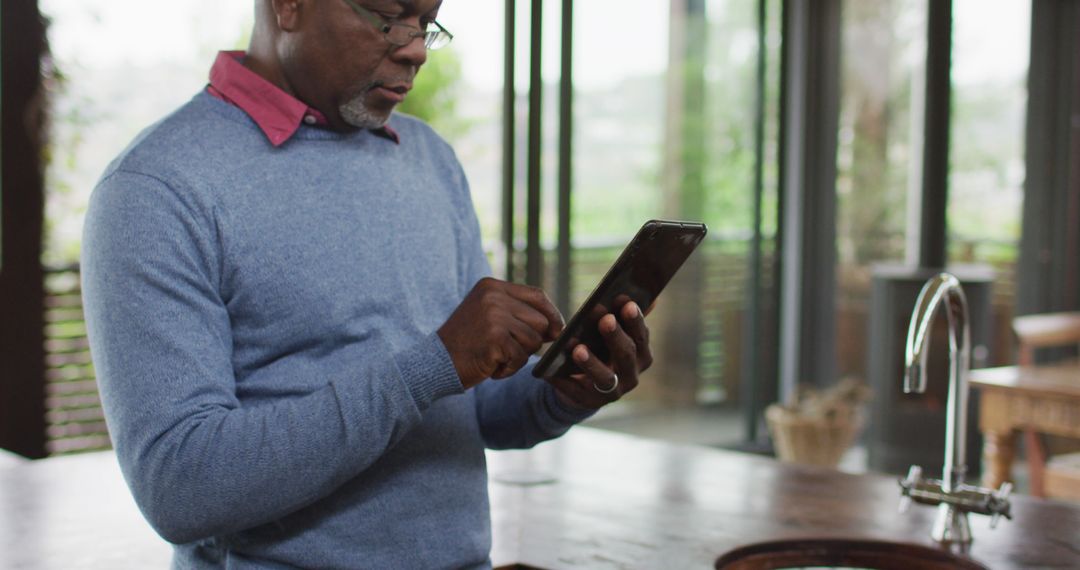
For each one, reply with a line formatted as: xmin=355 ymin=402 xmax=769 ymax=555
xmin=898 ymin=465 xmax=923 ymax=513
xmin=989 ymin=481 xmax=1013 ymax=528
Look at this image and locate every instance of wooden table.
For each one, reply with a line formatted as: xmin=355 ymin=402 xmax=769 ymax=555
xmin=4 ymin=427 xmax=1080 ymax=569
xmin=969 ymin=363 xmax=1080 ymax=494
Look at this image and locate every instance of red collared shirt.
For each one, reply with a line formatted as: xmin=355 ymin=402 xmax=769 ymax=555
xmin=207 ymin=51 xmax=399 ymax=147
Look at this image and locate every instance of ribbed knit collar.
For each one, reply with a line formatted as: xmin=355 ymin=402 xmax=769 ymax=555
xmin=207 ymin=51 xmax=399 ymax=147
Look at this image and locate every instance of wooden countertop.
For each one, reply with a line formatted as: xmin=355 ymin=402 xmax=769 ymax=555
xmin=0 ymin=450 xmax=171 ymax=569
xmin=488 ymin=428 xmax=1080 ymax=569
xmin=4 ymin=427 xmax=1079 ymax=569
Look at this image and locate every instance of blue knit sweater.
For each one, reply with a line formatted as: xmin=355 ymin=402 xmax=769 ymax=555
xmin=81 ymin=91 xmax=592 ymax=569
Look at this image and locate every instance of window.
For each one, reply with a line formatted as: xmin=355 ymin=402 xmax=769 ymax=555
xmin=410 ymin=4 xmax=507 ymax=256
xmin=835 ymin=0 xmax=927 ymax=384
xmin=572 ymin=0 xmax=782 ymax=446
xmin=949 ymin=0 xmax=1030 ymax=364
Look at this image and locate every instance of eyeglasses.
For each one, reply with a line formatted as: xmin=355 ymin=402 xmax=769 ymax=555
xmin=341 ymin=0 xmax=454 ymax=51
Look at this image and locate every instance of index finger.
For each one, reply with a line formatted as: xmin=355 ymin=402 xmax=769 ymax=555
xmin=619 ymin=301 xmax=648 ymax=345
xmin=505 ymin=283 xmax=565 ymax=338
xmin=613 ymin=293 xmax=656 ymax=317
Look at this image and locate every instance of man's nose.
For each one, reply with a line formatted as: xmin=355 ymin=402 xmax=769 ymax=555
xmin=391 ymin=34 xmax=428 ymax=67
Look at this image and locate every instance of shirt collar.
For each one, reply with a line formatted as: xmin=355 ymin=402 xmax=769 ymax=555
xmin=207 ymin=51 xmax=400 ymax=147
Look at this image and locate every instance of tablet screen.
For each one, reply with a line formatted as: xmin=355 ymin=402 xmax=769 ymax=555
xmin=532 ymin=219 xmax=707 ymax=379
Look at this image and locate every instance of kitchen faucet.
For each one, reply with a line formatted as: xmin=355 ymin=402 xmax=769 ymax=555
xmin=897 ymin=272 xmax=1011 ymax=551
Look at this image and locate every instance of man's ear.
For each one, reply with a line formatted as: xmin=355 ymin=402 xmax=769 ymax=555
xmin=271 ymin=0 xmax=304 ymax=32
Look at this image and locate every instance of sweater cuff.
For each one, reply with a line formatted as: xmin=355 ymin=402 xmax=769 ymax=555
xmin=542 ymin=382 xmax=596 ymax=425
xmin=394 ymin=332 xmax=464 ymax=407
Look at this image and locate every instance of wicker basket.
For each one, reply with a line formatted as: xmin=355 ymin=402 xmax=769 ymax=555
xmin=766 ymin=404 xmax=863 ymax=468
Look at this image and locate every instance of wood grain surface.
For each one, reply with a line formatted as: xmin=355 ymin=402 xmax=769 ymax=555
xmin=4 ymin=427 xmax=1079 ymax=569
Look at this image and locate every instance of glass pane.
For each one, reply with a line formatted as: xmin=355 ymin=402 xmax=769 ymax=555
xmin=835 ymin=0 xmax=927 ymax=384
xmin=412 ymin=3 xmax=507 ymax=273
xmin=948 ymin=0 xmax=1030 ymax=366
xmin=572 ymin=0 xmax=781 ymax=447
xmin=42 ymin=0 xmax=253 ymax=266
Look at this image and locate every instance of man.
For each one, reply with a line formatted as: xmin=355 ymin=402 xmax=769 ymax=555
xmin=81 ymin=0 xmax=652 ymax=568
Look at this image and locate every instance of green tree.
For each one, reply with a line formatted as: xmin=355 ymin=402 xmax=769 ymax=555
xmin=398 ymin=48 xmax=469 ymax=141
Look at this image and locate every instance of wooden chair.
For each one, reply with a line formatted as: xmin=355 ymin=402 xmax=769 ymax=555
xmin=1012 ymin=311 xmax=1080 ymax=500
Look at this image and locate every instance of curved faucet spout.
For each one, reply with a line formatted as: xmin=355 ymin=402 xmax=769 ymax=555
xmin=904 ymin=272 xmax=971 ymax=492
xmin=899 ymin=272 xmax=1011 ymax=549
xmin=902 ymin=272 xmax=974 ymax=548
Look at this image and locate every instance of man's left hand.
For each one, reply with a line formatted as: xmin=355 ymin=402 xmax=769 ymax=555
xmin=547 ymin=301 xmax=652 ymax=409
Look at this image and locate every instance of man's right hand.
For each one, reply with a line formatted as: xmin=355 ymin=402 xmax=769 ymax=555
xmin=438 ymin=278 xmax=564 ymax=389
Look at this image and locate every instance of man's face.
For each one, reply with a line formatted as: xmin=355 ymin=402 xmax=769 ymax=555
xmin=281 ymin=0 xmax=443 ymax=131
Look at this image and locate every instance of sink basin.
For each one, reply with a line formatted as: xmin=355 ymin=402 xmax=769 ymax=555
xmin=715 ymin=538 xmax=988 ymax=570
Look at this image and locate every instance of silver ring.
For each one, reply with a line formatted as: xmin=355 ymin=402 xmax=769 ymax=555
xmin=593 ymin=373 xmax=619 ymax=394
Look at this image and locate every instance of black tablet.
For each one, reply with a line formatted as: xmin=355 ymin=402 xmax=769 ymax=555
xmin=531 ymin=219 xmax=707 ymax=379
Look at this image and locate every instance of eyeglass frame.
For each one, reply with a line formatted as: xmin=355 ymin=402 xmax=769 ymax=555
xmin=340 ymin=0 xmax=454 ymax=50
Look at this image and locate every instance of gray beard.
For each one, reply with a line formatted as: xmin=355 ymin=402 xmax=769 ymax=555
xmin=339 ymin=94 xmax=390 ymax=129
